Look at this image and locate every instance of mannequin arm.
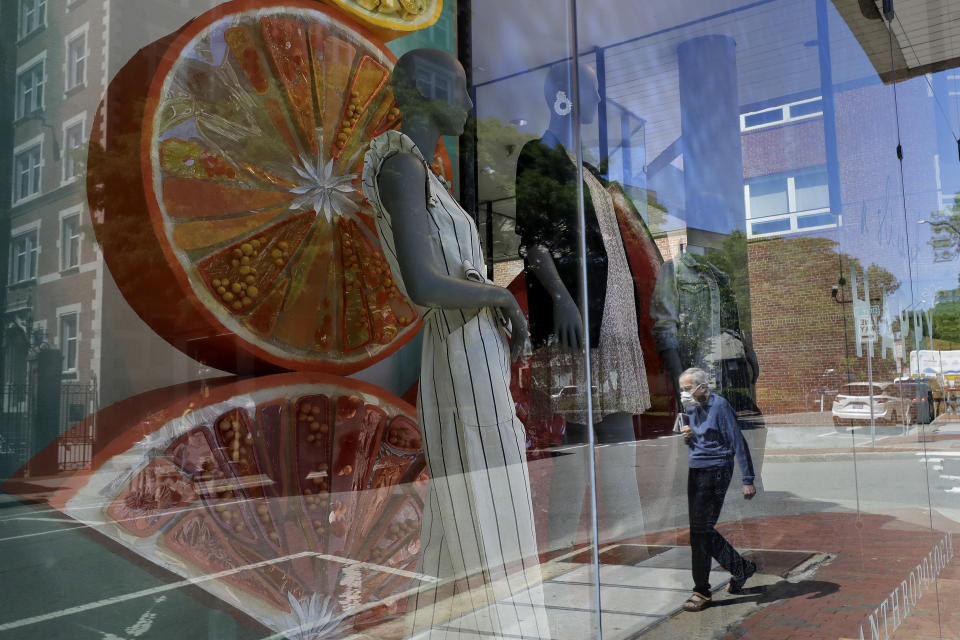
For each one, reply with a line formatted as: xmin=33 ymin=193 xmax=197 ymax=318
xmin=746 ymin=344 xmax=760 ymax=384
xmin=525 ymin=244 xmax=582 ymax=351
xmin=378 ymin=152 xmax=528 ymax=360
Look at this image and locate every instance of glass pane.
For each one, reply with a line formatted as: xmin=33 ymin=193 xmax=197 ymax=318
xmin=789 ymin=98 xmax=823 ymax=118
xmin=794 ymin=166 xmax=829 ymax=211
xmin=749 ymin=175 xmax=789 ymax=218
xmin=744 ymin=108 xmax=784 ymax=128
xmin=5 ymin=1 xmax=959 ymax=639
xmin=751 ymin=217 xmax=792 ymax=235
xmin=2 ymin=2 xmax=586 ymax=640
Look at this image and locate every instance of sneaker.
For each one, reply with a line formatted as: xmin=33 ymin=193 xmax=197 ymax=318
xmin=727 ymin=561 xmax=757 ymax=594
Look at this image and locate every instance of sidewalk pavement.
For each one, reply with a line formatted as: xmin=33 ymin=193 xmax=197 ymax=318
xmin=641 ymin=510 xmax=960 ymax=640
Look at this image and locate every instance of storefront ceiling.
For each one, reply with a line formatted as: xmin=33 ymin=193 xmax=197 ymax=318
xmin=472 ymin=0 xmax=960 ymax=208
xmin=842 ymin=0 xmax=960 ymax=83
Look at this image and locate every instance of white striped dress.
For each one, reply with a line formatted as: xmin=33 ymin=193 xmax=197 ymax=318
xmin=362 ymin=130 xmax=549 ymax=639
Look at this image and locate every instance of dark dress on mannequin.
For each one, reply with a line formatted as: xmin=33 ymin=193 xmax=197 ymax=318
xmin=515 ymin=132 xmax=649 ymax=548
xmin=515 ymin=133 xmax=644 ymax=352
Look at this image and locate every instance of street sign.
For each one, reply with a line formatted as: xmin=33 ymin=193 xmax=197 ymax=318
xmin=857 ymin=316 xmax=876 ymax=342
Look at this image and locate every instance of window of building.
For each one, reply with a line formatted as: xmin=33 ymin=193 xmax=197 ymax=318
xmin=19 ymin=0 xmax=46 ymax=39
xmin=9 ymin=230 xmax=39 ymax=284
xmin=66 ymin=30 xmax=87 ymax=91
xmin=16 ymin=56 xmax=45 ymax=118
xmin=61 ymin=212 xmax=81 ymax=270
xmin=59 ymin=313 xmax=78 ymax=375
xmin=13 ymin=140 xmax=43 ymax=203
xmin=412 ymin=59 xmax=452 ymax=103
xmin=740 ymin=96 xmax=823 ymax=132
xmin=744 ymin=166 xmax=834 ymax=237
xmin=62 ymin=117 xmax=84 ymax=182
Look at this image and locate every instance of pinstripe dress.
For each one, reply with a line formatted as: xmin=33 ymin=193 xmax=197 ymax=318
xmin=363 ymin=131 xmax=549 ymax=638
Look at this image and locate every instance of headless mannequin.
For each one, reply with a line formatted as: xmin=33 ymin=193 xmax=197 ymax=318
xmin=377 ymin=50 xmax=528 ymax=357
xmin=370 ymin=49 xmax=547 ymax=638
xmin=656 ymin=245 xmax=760 ymax=412
xmin=524 ymin=63 xmax=646 ymax=549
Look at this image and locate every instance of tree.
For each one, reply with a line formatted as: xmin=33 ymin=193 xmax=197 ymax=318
xmin=925 ymin=193 xmax=960 ymax=261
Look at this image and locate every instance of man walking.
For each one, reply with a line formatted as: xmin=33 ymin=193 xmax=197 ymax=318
xmin=678 ymin=367 xmax=757 ymax=611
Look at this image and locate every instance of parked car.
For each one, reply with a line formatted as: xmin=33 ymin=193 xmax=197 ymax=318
xmin=831 ymin=381 xmax=929 ymax=428
xmin=890 ymin=378 xmax=936 ymax=424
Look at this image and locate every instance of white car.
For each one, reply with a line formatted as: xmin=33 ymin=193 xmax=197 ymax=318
xmin=831 ymin=382 xmax=916 ymax=428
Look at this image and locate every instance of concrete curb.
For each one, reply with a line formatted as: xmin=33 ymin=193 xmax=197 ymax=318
xmin=764 ymin=449 xmax=936 ymax=462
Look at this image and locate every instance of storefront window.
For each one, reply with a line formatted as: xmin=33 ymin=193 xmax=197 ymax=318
xmin=2 ymin=1 xmax=959 ymax=639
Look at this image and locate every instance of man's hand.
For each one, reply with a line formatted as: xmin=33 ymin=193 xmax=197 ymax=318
xmin=680 ymin=424 xmax=692 ymax=441
xmin=742 ymin=485 xmax=756 ymax=500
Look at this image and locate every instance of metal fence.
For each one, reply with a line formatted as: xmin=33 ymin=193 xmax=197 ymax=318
xmin=58 ymin=382 xmax=98 ymax=471
xmin=0 ymin=379 xmax=98 ymax=476
xmin=0 ymin=384 xmax=35 ymax=476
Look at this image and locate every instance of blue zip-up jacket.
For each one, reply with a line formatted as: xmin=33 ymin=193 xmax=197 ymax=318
xmin=685 ymin=393 xmax=755 ymax=485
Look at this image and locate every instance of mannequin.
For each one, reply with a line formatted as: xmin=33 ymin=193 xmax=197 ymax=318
xmin=515 ymin=62 xmax=650 ymax=550
xmin=362 ymin=49 xmax=548 ymax=638
xmin=651 ymin=248 xmax=760 ymax=415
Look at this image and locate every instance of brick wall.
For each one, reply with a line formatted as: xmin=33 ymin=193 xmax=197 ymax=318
xmin=748 ymin=235 xmax=897 ymax=415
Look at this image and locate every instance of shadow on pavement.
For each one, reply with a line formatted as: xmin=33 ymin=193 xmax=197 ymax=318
xmin=711 ymin=579 xmax=841 ymax=607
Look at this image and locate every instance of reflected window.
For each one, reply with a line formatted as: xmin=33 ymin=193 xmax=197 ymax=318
xmin=19 ymin=0 xmax=46 ymax=39
xmin=744 ymin=166 xmax=833 ymax=237
xmin=61 ymin=212 xmax=81 ymax=270
xmin=13 ymin=139 xmax=42 ymax=203
xmin=60 ymin=313 xmax=78 ymax=376
xmin=740 ymin=96 xmax=823 ymax=131
xmin=16 ymin=55 xmax=45 ymax=118
xmin=413 ymin=59 xmax=452 ymax=102
xmin=66 ymin=28 xmax=87 ymax=91
xmin=62 ymin=118 xmax=84 ymax=182
xmin=10 ymin=229 xmax=39 ymax=284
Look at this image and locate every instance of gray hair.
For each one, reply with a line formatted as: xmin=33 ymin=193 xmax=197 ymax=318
xmin=681 ymin=367 xmax=709 ymax=387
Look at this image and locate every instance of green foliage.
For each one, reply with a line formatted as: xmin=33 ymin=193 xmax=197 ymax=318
xmin=706 ymin=230 xmax=752 ymax=335
xmin=926 ymin=193 xmax=960 ymax=260
xmin=932 ymin=296 xmax=960 ymax=345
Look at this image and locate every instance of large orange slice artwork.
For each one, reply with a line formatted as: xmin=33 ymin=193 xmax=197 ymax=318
xmin=38 ymin=372 xmax=427 ymax=637
xmin=89 ymin=0 xmax=451 ymax=374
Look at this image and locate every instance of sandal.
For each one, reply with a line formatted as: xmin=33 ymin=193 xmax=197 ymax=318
xmin=682 ymin=592 xmax=711 ymax=612
xmin=728 ymin=561 xmax=757 ymax=594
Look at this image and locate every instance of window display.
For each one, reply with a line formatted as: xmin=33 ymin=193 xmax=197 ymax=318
xmin=3 ymin=0 xmax=960 ymax=638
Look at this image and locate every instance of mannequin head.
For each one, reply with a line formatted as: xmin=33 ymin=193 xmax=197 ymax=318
xmin=543 ymin=61 xmax=601 ymax=125
xmin=393 ymin=48 xmax=473 ymax=137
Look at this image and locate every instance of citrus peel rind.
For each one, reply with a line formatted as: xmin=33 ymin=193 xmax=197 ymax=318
xmin=321 ymin=0 xmax=442 ymax=40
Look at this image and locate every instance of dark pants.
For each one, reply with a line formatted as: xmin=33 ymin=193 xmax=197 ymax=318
xmin=687 ymin=465 xmax=750 ymax=595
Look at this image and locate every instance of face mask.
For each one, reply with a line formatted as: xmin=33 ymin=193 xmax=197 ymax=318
xmin=680 ymin=391 xmax=697 ymax=409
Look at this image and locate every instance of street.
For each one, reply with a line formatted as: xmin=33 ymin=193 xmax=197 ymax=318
xmin=2 ymin=421 xmax=959 ymax=639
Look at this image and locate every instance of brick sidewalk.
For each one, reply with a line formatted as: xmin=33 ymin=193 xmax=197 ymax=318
xmin=642 ymin=511 xmax=959 ymax=640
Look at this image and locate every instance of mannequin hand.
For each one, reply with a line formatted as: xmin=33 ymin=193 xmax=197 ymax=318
xmin=742 ymin=485 xmax=756 ymax=500
xmin=553 ymin=294 xmax=583 ymax=352
xmin=500 ymin=294 xmax=529 ymax=363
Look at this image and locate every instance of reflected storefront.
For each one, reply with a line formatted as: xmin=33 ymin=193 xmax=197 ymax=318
xmin=2 ymin=0 xmax=960 ymax=639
